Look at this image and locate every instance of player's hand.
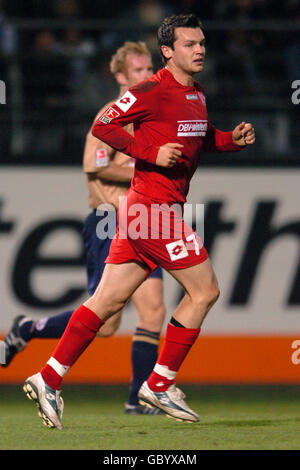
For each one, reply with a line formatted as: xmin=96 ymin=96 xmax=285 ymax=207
xmin=156 ymin=143 xmax=184 ymax=167
xmin=232 ymin=122 xmax=255 ymax=146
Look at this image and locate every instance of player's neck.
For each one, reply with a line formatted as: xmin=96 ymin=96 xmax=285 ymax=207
xmin=119 ymin=84 xmax=130 ymax=97
xmin=165 ymin=64 xmax=194 ymax=87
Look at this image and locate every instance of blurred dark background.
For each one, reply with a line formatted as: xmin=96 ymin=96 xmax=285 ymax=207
xmin=0 ymin=0 xmax=299 ymax=165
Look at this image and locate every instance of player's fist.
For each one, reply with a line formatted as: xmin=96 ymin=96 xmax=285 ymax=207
xmin=156 ymin=143 xmax=184 ymax=167
xmin=232 ymin=122 xmax=255 ymax=146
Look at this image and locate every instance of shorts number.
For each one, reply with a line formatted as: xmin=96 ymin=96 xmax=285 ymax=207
xmin=186 ymin=233 xmax=200 ymax=255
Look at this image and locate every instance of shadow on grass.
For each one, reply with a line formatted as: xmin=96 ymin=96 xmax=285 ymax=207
xmin=201 ymin=417 xmax=300 ymax=427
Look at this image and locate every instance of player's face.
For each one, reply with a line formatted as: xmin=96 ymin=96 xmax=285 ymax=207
xmin=164 ymin=27 xmax=206 ymax=76
xmin=124 ymin=53 xmax=154 ymax=88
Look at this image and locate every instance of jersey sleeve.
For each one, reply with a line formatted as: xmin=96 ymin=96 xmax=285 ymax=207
xmin=91 ymin=80 xmax=160 ymax=164
xmin=203 ymin=121 xmax=244 ymax=153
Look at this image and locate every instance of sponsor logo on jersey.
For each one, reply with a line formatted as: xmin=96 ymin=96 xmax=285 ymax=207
xmin=115 ymin=91 xmax=137 ymax=112
xmin=177 ymin=120 xmax=208 ymax=137
xmin=95 ymin=148 xmax=109 ymax=167
xmin=165 ymin=240 xmax=189 ymax=261
xmin=98 ymin=107 xmax=120 ymax=124
xmin=185 ymin=94 xmax=198 ymax=100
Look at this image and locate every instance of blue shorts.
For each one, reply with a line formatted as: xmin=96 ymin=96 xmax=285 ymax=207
xmin=82 ymin=210 xmax=163 ymax=295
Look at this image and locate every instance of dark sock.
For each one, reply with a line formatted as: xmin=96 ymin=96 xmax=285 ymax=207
xmin=170 ymin=316 xmax=185 ymax=328
xmin=128 ymin=328 xmax=160 ymax=405
xmin=18 ymin=319 xmax=35 ymax=342
xmin=20 ymin=311 xmax=74 ymax=341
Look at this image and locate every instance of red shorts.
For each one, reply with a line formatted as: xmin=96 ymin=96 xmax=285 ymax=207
xmin=106 ymin=189 xmax=208 ymax=274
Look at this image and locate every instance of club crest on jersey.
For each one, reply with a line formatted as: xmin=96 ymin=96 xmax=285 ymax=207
xmin=115 ymin=91 xmax=137 ymax=112
xmin=98 ymin=107 xmax=120 ymax=124
xmin=165 ymin=240 xmax=189 ymax=262
xmin=177 ymin=120 xmax=208 ymax=137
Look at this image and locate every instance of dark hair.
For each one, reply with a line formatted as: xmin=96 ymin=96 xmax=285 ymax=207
xmin=158 ymin=13 xmax=203 ymax=63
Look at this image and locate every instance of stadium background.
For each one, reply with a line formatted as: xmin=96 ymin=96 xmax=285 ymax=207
xmin=0 ymin=0 xmax=299 ymax=386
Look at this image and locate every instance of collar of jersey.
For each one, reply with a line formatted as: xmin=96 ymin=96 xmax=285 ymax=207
xmin=163 ymin=67 xmax=196 ymax=92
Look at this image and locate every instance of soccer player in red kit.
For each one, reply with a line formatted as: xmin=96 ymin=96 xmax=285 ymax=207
xmin=23 ymin=14 xmax=255 ymax=428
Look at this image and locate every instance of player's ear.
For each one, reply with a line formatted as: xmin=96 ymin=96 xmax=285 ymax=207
xmin=115 ymin=72 xmax=128 ymax=88
xmin=160 ymin=45 xmax=172 ymax=61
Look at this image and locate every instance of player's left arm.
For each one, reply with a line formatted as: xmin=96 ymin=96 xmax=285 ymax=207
xmin=232 ymin=121 xmax=255 ymax=147
xmin=204 ymin=121 xmax=255 ymax=152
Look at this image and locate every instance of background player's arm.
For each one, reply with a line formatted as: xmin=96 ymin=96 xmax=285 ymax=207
xmin=84 ymin=103 xmax=134 ymax=184
xmin=87 ymin=161 xmax=134 ymax=184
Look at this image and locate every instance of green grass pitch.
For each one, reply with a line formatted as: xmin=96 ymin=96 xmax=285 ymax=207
xmin=1 ymin=384 xmax=300 ymax=450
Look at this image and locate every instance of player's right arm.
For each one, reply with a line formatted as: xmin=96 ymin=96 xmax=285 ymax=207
xmin=155 ymin=143 xmax=184 ymax=167
xmin=92 ymin=81 xmax=182 ymax=168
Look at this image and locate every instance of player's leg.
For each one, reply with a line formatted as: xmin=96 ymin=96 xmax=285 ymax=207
xmin=23 ymin=261 xmax=148 ymax=429
xmin=169 ymin=257 xmax=219 ymax=328
xmin=43 ymin=261 xmax=148 ymax=389
xmin=82 ymin=210 xmax=125 ymax=338
xmin=82 ymin=208 xmax=162 ymax=412
xmin=0 ymin=312 xmax=74 ymax=368
xmin=1 ymin=309 xmax=123 ymax=369
xmin=126 ymin=268 xmax=165 ymax=414
xmin=2 ymin=211 xmax=120 ymax=367
xmin=138 ymin=258 xmax=220 ymax=422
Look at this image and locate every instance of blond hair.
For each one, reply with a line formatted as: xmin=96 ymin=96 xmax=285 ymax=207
xmin=110 ymin=41 xmax=151 ymax=75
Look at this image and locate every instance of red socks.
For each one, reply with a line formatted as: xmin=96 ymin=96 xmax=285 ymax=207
xmin=41 ymin=305 xmax=104 ymax=390
xmin=147 ymin=323 xmax=200 ymax=392
xmin=40 ymin=310 xmax=198 ymax=393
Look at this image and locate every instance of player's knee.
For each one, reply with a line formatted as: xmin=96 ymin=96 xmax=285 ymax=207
xmin=93 ymin=294 xmax=126 ymax=319
xmin=208 ymin=284 xmax=220 ymax=306
xmin=192 ymin=282 xmax=220 ymax=311
xmin=138 ymin=303 xmax=166 ymax=332
xmin=203 ymin=281 xmax=220 ymax=307
xmin=151 ymin=303 xmax=166 ymax=326
xmin=97 ymin=313 xmax=122 ymax=338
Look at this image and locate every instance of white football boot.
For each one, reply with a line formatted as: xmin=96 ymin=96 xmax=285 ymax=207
xmin=23 ymin=372 xmax=64 ymax=429
xmin=138 ymin=381 xmax=199 ymax=422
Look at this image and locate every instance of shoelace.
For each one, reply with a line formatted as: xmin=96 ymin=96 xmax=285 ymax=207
xmin=167 ymin=386 xmax=199 ymax=417
xmin=168 ymin=385 xmax=186 ymax=401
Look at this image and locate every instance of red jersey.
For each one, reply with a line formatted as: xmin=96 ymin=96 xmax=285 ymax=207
xmin=92 ymin=67 xmax=241 ymax=204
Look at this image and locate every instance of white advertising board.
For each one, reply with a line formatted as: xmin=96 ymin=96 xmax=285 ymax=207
xmin=0 ymin=167 xmax=299 ymax=335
